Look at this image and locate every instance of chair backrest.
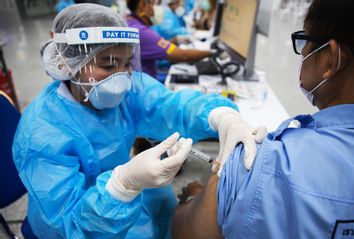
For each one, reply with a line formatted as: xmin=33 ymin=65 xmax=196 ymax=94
xmin=0 ymin=91 xmax=26 ymax=208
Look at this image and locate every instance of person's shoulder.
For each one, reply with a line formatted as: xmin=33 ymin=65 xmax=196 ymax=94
xmin=15 ymin=81 xmax=85 ymax=156
xmin=141 ymin=72 xmax=156 ymax=81
xmin=163 ymin=8 xmax=174 ymax=16
xmin=22 ymin=81 xmax=59 ymax=116
xmin=127 ymin=17 xmax=149 ymax=31
xmin=140 ymin=72 xmax=165 ymax=90
xmin=220 ymin=127 xmax=307 ymax=183
xmin=17 ymin=81 xmax=67 ymax=139
xmin=131 ymin=21 xmax=162 ymax=40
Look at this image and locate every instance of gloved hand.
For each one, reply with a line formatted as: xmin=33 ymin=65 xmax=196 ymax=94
xmin=209 ymin=107 xmax=267 ymax=176
xmin=106 ymin=132 xmax=192 ymax=202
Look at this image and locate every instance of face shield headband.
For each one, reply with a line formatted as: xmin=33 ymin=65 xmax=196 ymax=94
xmin=52 ymin=27 xmax=142 ymax=93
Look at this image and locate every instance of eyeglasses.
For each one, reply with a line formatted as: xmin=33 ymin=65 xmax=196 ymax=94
xmin=291 ymin=30 xmax=327 ymax=55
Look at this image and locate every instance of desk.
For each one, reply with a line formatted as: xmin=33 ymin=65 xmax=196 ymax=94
xmin=165 ymin=64 xmax=290 ymax=132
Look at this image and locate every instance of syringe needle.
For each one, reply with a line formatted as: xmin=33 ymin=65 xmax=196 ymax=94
xmin=190 ymin=147 xmax=215 ymax=164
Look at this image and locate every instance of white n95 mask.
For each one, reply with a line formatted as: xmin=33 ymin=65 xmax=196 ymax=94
xmin=298 ymin=42 xmax=341 ymax=105
xmin=71 ymin=72 xmax=132 ymax=110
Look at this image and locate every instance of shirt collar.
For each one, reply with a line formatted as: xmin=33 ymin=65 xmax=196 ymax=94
xmin=270 ymin=104 xmax=354 ymax=140
xmin=128 ymin=14 xmax=144 ymax=24
xmin=57 ymin=81 xmax=79 ymax=103
xmin=296 ymin=104 xmax=354 ymax=129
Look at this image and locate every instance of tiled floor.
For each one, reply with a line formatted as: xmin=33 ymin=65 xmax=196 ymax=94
xmin=0 ymin=3 xmax=317 ymax=238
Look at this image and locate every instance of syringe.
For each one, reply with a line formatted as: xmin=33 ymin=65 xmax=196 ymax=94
xmin=190 ymin=147 xmax=215 ymax=164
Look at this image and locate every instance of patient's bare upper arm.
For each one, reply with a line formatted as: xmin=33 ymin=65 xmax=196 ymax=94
xmin=172 ymin=175 xmax=223 ymax=239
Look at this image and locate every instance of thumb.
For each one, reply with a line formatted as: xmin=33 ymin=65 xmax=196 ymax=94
xmin=243 ymin=138 xmax=257 ymax=170
xmin=211 ymin=161 xmax=220 ymax=174
xmin=154 ymin=132 xmax=180 ymax=156
xmin=214 ymin=127 xmax=228 ymax=167
xmin=253 ymin=126 xmax=268 ymax=144
xmin=161 ymin=138 xmax=192 ymax=169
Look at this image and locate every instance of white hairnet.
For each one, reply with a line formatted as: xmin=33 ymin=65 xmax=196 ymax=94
xmin=41 ymin=3 xmax=128 ymax=81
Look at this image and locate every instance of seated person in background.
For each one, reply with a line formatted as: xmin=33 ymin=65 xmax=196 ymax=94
xmin=172 ymin=0 xmax=354 ymax=238
xmin=126 ymin=0 xmax=216 ymax=79
xmin=193 ymin=0 xmax=216 ymax=31
xmin=184 ymin=0 xmax=194 ymax=15
xmin=152 ymin=0 xmax=189 ymax=41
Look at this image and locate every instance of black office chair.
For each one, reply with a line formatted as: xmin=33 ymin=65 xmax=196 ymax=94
xmin=0 ymin=91 xmax=35 ymax=239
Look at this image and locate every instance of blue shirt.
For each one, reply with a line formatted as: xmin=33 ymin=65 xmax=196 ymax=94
xmin=218 ymin=104 xmax=354 ymax=239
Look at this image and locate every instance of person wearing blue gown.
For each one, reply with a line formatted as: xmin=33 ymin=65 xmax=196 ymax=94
xmin=152 ymin=0 xmax=189 ymax=41
xmin=12 ymin=3 xmax=266 ymax=239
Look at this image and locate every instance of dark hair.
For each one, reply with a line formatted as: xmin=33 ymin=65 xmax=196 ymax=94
xmin=127 ymin=0 xmax=140 ymax=13
xmin=304 ymin=0 xmax=354 ymax=53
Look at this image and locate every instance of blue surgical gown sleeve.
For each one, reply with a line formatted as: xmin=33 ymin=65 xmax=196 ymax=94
xmin=13 ymin=118 xmax=142 ymax=239
xmin=132 ymin=73 xmax=238 ymax=142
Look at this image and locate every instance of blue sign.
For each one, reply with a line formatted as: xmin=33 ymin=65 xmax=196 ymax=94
xmin=102 ymin=31 xmax=139 ymax=40
xmin=79 ymin=30 xmax=89 ymax=40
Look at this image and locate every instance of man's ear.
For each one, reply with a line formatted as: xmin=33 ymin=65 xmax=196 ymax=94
xmin=322 ymin=39 xmax=340 ymax=79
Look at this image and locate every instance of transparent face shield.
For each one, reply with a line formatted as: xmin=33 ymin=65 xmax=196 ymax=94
xmin=53 ymin=27 xmax=142 ymax=104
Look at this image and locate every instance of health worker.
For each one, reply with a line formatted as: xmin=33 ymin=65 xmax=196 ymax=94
xmin=12 ymin=3 xmax=266 ymax=239
xmin=152 ymin=0 xmax=189 ymax=41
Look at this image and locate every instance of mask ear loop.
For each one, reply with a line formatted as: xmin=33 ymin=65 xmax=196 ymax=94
xmin=302 ymin=42 xmax=330 ymax=62
xmin=336 ymin=43 xmax=341 ymax=71
xmin=89 ymin=77 xmax=99 ymax=102
xmin=70 ymin=77 xmax=98 ymax=102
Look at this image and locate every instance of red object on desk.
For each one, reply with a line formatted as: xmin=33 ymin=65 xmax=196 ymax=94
xmin=0 ymin=45 xmax=20 ymax=110
xmin=0 ymin=69 xmax=17 ymax=104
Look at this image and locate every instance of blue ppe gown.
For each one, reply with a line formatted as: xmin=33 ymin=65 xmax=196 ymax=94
xmin=152 ymin=7 xmax=189 ymax=40
xmin=13 ymin=73 xmax=237 ymax=239
xmin=218 ymin=104 xmax=354 ymax=239
xmin=184 ymin=0 xmax=194 ymax=14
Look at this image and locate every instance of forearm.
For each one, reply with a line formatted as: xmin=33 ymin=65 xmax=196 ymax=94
xmin=67 ymin=172 xmax=142 ymax=237
xmin=167 ymin=47 xmax=210 ymax=62
xmin=172 ymin=176 xmax=223 ymax=239
xmin=135 ymin=74 xmax=238 ymax=141
xmin=138 ymin=92 xmax=237 ymax=141
xmin=172 ymin=197 xmax=198 ymax=239
xmin=32 ymin=170 xmax=141 ymax=238
xmin=182 ymin=49 xmax=210 ymax=62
